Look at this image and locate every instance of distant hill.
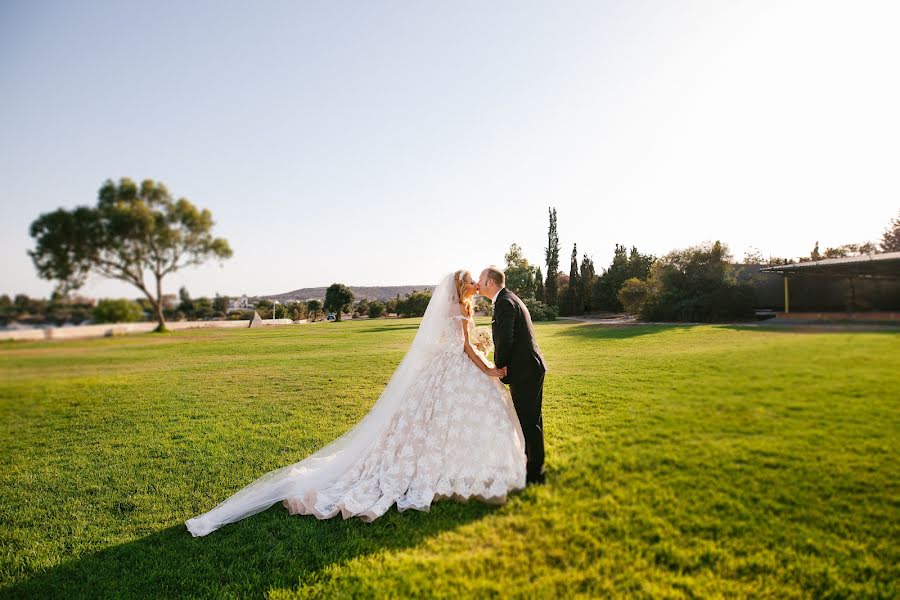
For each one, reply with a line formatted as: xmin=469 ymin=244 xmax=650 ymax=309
xmin=264 ymin=285 xmax=436 ymax=303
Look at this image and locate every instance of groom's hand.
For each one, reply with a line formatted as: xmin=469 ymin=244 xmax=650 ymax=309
xmin=499 ymin=366 xmax=507 ymax=378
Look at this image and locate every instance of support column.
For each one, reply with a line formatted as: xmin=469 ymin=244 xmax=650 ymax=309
xmin=784 ymin=276 xmax=790 ymax=314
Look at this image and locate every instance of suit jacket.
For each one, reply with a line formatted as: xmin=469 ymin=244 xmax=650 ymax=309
xmin=491 ymin=288 xmax=547 ymax=384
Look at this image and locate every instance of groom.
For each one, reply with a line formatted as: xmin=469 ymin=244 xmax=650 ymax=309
xmin=478 ymin=266 xmax=547 ymax=485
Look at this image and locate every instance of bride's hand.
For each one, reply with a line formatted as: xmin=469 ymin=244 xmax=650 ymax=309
xmin=486 ymin=366 xmax=507 ymax=378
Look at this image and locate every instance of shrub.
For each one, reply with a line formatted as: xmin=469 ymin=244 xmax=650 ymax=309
xmin=639 ymin=241 xmax=755 ymax=322
xmin=524 ymin=298 xmax=558 ymax=321
xmin=617 ymin=278 xmax=650 ymax=315
xmin=397 ymin=291 xmax=432 ymax=317
xmin=368 ymin=301 xmax=385 ymax=319
xmin=93 ymin=298 xmax=143 ymax=324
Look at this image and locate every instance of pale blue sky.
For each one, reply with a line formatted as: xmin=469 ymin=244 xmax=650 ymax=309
xmin=2 ymin=1 xmax=898 ymax=299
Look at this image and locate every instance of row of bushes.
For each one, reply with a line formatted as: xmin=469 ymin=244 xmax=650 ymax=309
xmin=617 ymin=242 xmax=755 ymax=322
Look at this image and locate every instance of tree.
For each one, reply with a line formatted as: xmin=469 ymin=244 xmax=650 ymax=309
xmin=213 ymin=294 xmax=229 ymax=314
xmin=534 ymin=267 xmax=545 ymax=303
xmin=544 ymin=207 xmax=560 ymax=306
xmin=593 ymin=245 xmax=656 ymax=312
xmin=28 ymin=178 xmax=232 ymax=332
xmin=255 ymin=299 xmax=273 ymax=319
xmin=306 ymin=299 xmax=323 ymax=322
xmin=563 ymin=244 xmax=581 ymax=316
xmin=475 ymin=295 xmax=493 ymax=316
xmin=274 ymin=302 xmax=291 ymax=319
xmin=385 ymin=297 xmax=399 ymax=315
xmin=881 ymin=211 xmax=900 ymax=252
xmin=397 ymin=290 xmax=432 ymax=317
xmin=324 ymin=283 xmax=354 ymax=321
xmin=354 ymin=298 xmax=370 ymax=318
xmin=504 ymin=243 xmax=537 ymax=300
xmin=93 ymin=298 xmax=144 ymax=323
xmin=579 ymin=254 xmax=596 ymax=313
xmin=639 ymin=241 xmax=755 ymax=322
xmin=368 ymin=301 xmax=385 ymax=319
xmin=617 ymin=278 xmax=650 ymax=315
xmin=285 ymin=301 xmax=307 ymax=321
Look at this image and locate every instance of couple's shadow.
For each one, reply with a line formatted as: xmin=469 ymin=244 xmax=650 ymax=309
xmin=2 ymin=500 xmax=498 ymax=599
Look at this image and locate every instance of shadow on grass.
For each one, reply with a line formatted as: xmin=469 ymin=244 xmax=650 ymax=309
xmin=718 ymin=323 xmax=900 ymax=334
xmin=358 ymin=324 xmax=422 ymax=334
xmin=1 ymin=500 xmax=498 ymax=599
xmin=555 ymin=322 xmax=701 ymax=340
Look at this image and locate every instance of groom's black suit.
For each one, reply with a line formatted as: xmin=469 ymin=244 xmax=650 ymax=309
xmin=491 ymin=287 xmax=547 ymax=484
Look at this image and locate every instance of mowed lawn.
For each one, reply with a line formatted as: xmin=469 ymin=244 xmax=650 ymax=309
xmin=0 ymin=319 xmax=898 ymax=598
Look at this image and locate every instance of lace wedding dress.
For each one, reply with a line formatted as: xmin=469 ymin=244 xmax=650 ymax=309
xmin=185 ymin=273 xmax=526 ymax=536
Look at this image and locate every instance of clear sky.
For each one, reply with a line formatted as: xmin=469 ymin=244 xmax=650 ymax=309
xmin=2 ymin=1 xmax=898 ymax=299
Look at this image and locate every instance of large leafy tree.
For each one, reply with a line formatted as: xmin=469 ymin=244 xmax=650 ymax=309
xmin=544 ymin=207 xmax=560 ymax=306
xmin=504 ymin=243 xmax=537 ymax=300
xmin=28 ymin=178 xmax=232 ymax=332
xmin=324 ymin=283 xmax=354 ymax=321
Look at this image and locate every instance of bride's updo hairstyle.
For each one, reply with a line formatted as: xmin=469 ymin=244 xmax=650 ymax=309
xmin=453 ymin=270 xmax=475 ymax=318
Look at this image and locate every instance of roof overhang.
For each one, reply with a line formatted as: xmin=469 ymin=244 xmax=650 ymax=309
xmin=760 ymin=252 xmax=900 ymax=279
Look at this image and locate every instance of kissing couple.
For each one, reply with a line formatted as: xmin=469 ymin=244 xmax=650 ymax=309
xmin=186 ymin=267 xmax=547 ymax=536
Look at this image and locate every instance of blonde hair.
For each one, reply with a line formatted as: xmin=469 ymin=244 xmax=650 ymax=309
xmin=453 ymin=270 xmax=475 ymax=318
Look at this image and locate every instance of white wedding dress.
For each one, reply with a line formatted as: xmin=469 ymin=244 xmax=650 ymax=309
xmin=185 ymin=273 xmax=526 ymax=536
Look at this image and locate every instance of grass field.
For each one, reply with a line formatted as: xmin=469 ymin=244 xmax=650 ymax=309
xmin=0 ymin=319 xmax=898 ymax=598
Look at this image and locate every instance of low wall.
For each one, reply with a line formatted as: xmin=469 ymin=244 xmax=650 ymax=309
xmin=1 ymin=319 xmax=300 ymax=342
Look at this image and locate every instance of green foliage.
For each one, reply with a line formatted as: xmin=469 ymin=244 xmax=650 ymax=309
xmin=534 ymin=267 xmax=545 ymax=303
xmin=28 ymin=178 xmax=232 ymax=331
xmin=0 ymin=294 xmax=94 ymax=326
xmin=397 ymin=290 xmax=432 ymax=317
xmin=579 ymin=254 xmax=596 ymax=313
xmin=523 ymin=298 xmax=558 ymax=321
xmin=324 ymin=284 xmax=354 ymax=321
xmin=562 ymin=243 xmax=582 ymax=316
xmin=284 ymin=301 xmax=307 ymax=321
xmin=504 ymin=243 xmax=537 ymax=300
xmin=0 ymin=321 xmax=897 ymax=597
xmin=255 ymin=299 xmax=274 ymax=319
xmin=593 ymin=245 xmax=657 ymax=312
xmin=306 ymin=299 xmax=323 ymax=322
xmin=617 ymin=277 xmax=650 ymax=315
xmin=368 ymin=301 xmax=385 ymax=319
xmin=544 ymin=207 xmax=560 ymax=306
xmin=639 ymin=241 xmax=755 ymax=322
xmin=881 ymin=211 xmax=900 ymax=252
xmin=353 ymin=298 xmax=369 ymax=318
xmin=92 ymin=298 xmax=144 ymax=323
xmin=475 ymin=296 xmax=493 ymax=317
xmin=274 ymin=303 xmax=289 ymax=320
xmin=213 ymin=295 xmax=229 ymax=314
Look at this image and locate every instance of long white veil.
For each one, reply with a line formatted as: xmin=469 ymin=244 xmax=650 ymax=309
xmin=186 ymin=272 xmax=464 ymax=536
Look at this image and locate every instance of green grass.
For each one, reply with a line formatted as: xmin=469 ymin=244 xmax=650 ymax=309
xmin=1 ymin=319 xmax=898 ymax=598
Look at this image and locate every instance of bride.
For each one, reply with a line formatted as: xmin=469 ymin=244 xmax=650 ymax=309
xmin=185 ymin=270 xmax=527 ymax=536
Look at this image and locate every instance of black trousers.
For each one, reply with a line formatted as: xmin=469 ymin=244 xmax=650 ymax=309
xmin=509 ymin=372 xmax=545 ymax=481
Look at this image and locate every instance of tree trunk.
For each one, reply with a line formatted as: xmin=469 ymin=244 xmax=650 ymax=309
xmin=151 ymin=274 xmax=168 ymax=332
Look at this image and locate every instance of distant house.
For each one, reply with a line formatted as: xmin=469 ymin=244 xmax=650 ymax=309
xmin=228 ymin=295 xmax=252 ymax=311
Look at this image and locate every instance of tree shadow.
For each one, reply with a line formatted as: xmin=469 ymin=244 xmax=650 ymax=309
xmin=358 ymin=324 xmax=422 ymax=334
xmin=555 ymin=322 xmax=703 ymax=340
xmin=1 ymin=499 xmax=500 ymax=598
xmin=717 ymin=323 xmax=900 ymax=335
